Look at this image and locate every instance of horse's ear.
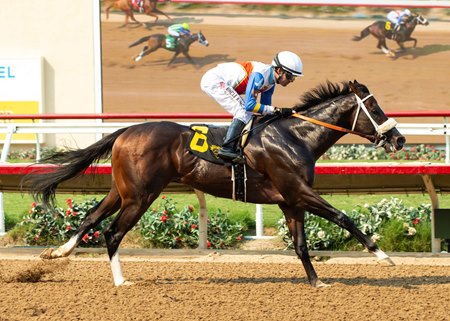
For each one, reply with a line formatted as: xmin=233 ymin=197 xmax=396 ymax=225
xmin=348 ymin=81 xmax=362 ymax=97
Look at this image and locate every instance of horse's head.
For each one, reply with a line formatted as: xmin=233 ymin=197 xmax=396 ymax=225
xmin=348 ymin=80 xmax=405 ymax=152
xmin=415 ymin=14 xmax=429 ymax=26
xmin=196 ymin=31 xmax=209 ymax=47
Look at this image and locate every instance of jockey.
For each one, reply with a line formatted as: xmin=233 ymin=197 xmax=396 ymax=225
xmin=387 ymin=9 xmax=411 ymax=38
xmin=200 ymin=51 xmax=303 ymax=162
xmin=167 ymin=23 xmax=192 ymax=44
xmin=135 ymin=0 xmax=145 ymax=13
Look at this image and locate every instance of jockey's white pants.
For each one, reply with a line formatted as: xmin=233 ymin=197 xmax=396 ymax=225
xmin=168 ymin=29 xmax=181 ymax=37
xmin=200 ymin=69 xmax=253 ymax=124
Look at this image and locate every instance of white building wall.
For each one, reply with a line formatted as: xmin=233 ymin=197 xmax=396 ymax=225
xmin=0 ymin=0 xmax=101 ymax=148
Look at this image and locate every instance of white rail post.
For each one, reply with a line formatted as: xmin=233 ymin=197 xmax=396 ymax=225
xmin=255 ymin=204 xmax=264 ymax=238
xmin=445 ymin=116 xmax=449 ymax=164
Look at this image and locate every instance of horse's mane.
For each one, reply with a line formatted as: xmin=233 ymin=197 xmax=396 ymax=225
xmin=293 ymin=81 xmax=357 ymax=112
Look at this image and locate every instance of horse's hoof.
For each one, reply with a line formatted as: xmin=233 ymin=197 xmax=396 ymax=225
xmin=313 ymin=280 xmax=331 ymax=288
xmin=117 ymin=280 xmax=134 ymax=287
xmin=40 ymin=248 xmax=56 ymax=260
xmin=135 ymin=56 xmax=142 ymax=62
xmin=378 ymin=257 xmax=396 ymax=266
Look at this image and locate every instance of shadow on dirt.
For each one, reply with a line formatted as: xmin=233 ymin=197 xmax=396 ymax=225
xmin=392 ymin=44 xmax=450 ymax=60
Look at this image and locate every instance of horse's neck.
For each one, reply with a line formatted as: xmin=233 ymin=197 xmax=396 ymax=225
xmin=406 ymin=19 xmax=417 ymax=34
xmin=290 ymin=95 xmax=354 ymax=159
xmin=186 ymin=35 xmax=198 ymax=46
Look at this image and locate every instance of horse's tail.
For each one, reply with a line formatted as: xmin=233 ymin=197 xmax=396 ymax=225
xmin=23 ymin=127 xmax=129 ymax=207
xmin=352 ymin=26 xmax=371 ymax=41
xmin=128 ymin=36 xmax=152 ymax=48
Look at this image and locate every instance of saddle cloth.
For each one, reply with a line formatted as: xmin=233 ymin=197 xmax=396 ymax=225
xmin=187 ymin=124 xmax=228 ymax=165
xmin=187 ymin=119 xmax=253 ymax=165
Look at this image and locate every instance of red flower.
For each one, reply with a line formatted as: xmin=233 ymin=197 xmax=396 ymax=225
xmin=161 ymin=215 xmax=168 ymax=223
xmin=93 ymin=231 xmax=100 ymax=240
xmin=72 ymin=211 xmax=77 ymax=217
xmin=161 ymin=195 xmax=166 ymax=199
xmin=191 ymin=224 xmax=197 ymax=230
xmin=163 ymin=210 xmax=168 ymax=215
xmin=66 ymin=225 xmax=72 ymax=231
xmin=82 ymin=234 xmax=89 ymax=243
xmin=66 ymin=199 xmax=73 ymax=208
xmin=207 ymin=240 xmax=211 ymax=248
xmin=34 ymin=235 xmax=39 ymax=241
xmin=188 ymin=205 xmax=194 ymax=212
xmin=236 ymin=235 xmax=242 ymax=241
xmin=66 ymin=209 xmax=71 ymax=216
xmin=412 ymin=218 xmax=421 ymax=225
xmin=31 ymin=202 xmax=36 ymax=208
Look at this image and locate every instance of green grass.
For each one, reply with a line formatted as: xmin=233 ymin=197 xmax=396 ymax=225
xmin=3 ymin=192 xmax=450 ymax=233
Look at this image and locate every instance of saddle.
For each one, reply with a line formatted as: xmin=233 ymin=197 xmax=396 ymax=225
xmin=187 ymin=120 xmax=254 ymax=201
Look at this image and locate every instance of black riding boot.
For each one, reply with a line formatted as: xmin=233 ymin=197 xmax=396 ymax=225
xmin=218 ymin=119 xmax=246 ymax=162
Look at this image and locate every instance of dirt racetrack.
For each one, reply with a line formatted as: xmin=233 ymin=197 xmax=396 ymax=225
xmin=101 ymin=10 xmax=450 ymax=144
xmin=1 ymin=251 xmax=450 ymax=321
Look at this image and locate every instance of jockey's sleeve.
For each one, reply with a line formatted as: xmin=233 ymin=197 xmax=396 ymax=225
xmin=244 ymin=72 xmax=273 ymax=114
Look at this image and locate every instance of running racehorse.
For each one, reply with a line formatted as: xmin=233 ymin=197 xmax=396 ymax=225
xmin=129 ymin=31 xmax=209 ymax=66
xmin=352 ymin=14 xmax=429 ymax=57
xmin=105 ymin=0 xmax=172 ymax=27
xmin=24 ymin=80 xmax=405 ymax=288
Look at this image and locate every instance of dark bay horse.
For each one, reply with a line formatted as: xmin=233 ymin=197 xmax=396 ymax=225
xmin=129 ymin=31 xmax=209 ymax=66
xmin=24 ymin=80 xmax=405 ymax=288
xmin=105 ymin=0 xmax=172 ymax=27
xmin=352 ymin=15 xmax=429 ymax=57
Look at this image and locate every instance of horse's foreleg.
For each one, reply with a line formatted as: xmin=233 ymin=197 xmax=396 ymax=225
xmin=40 ymin=188 xmax=122 ymax=260
xmin=404 ymin=37 xmax=417 ymax=48
xmin=301 ymin=188 xmax=395 ymax=266
xmin=280 ymin=205 xmax=329 ymax=288
xmin=182 ymin=51 xmax=197 ymax=67
xmin=168 ymin=52 xmax=181 ymax=66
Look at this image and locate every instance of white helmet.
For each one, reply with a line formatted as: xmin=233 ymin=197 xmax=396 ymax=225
xmin=403 ymin=9 xmax=411 ymax=15
xmin=272 ymin=51 xmax=303 ymax=77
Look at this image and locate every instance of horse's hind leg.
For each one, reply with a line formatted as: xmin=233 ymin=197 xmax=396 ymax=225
xmin=152 ymin=8 xmax=172 ymax=21
xmin=40 ymin=185 xmax=122 ymax=259
xmin=378 ymin=39 xmax=395 ymax=57
xmin=105 ymin=193 xmax=159 ymax=286
xmin=134 ymin=45 xmax=158 ymax=62
xmin=280 ymin=205 xmax=329 ymax=288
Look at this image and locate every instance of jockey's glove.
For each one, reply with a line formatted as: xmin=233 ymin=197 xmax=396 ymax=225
xmin=274 ymin=107 xmax=294 ymax=118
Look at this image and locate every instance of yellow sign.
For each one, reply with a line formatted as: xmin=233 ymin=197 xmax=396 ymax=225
xmin=0 ymin=101 xmax=39 ymax=142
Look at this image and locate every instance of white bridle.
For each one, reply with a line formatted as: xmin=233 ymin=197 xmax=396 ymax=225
xmin=351 ymin=94 xmax=397 ymax=135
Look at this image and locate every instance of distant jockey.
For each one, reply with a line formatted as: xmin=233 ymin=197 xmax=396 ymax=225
xmin=167 ymin=23 xmax=192 ymax=45
xmin=387 ymin=9 xmax=412 ymax=39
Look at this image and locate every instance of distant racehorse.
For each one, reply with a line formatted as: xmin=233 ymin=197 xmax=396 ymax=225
xmin=105 ymin=0 xmax=172 ymax=27
xmin=24 ymin=80 xmax=405 ymax=288
xmin=352 ymin=14 xmax=429 ymax=57
xmin=129 ymin=30 xmax=209 ymax=66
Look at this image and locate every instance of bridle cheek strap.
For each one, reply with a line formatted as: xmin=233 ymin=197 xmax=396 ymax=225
xmin=351 ymin=94 xmax=397 ymax=135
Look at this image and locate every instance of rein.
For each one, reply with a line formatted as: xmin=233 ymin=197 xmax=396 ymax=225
xmin=292 ymin=113 xmax=373 ymax=140
xmin=291 ymin=93 xmax=397 ymax=144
